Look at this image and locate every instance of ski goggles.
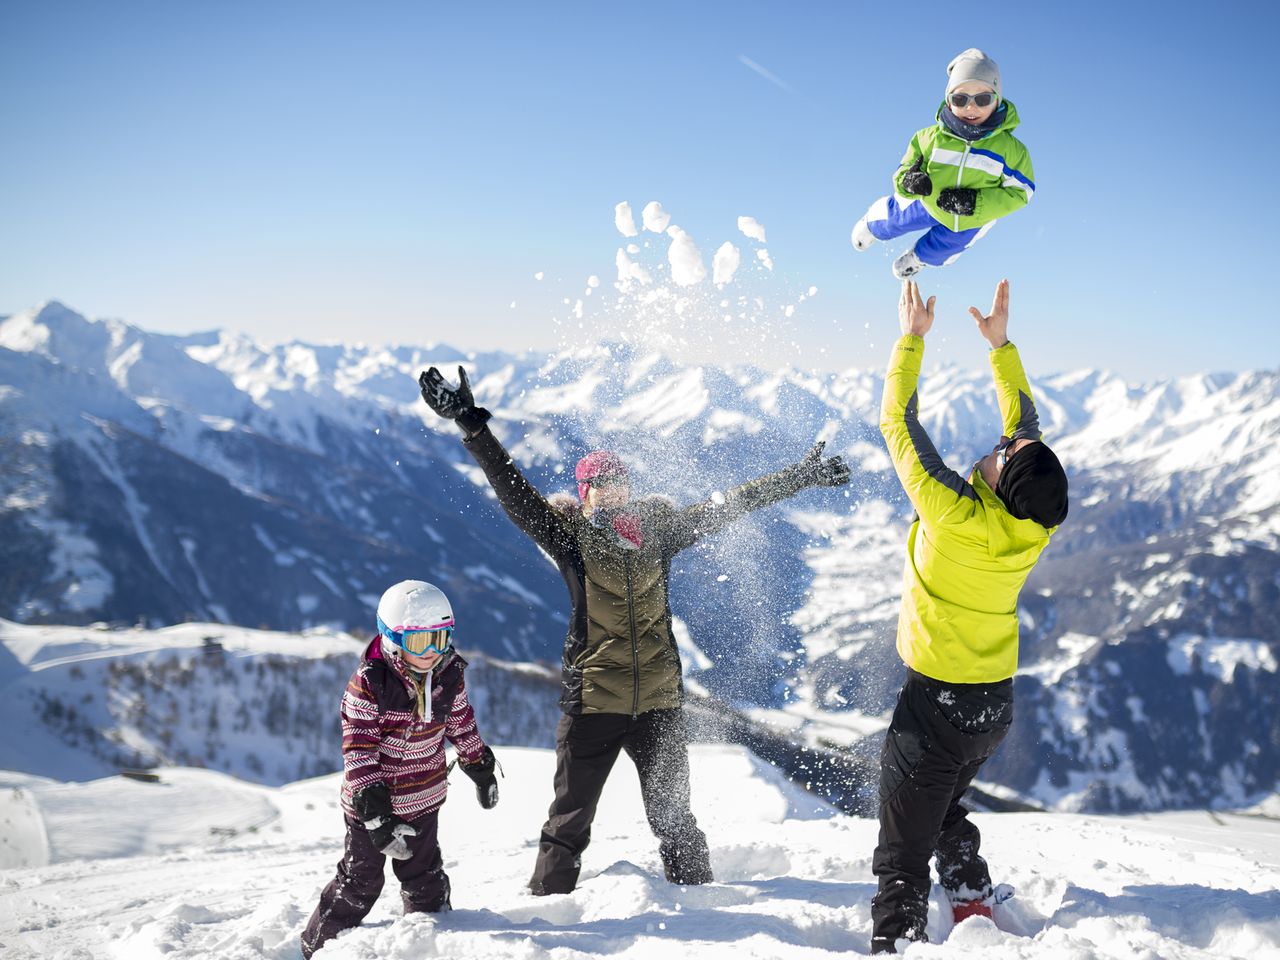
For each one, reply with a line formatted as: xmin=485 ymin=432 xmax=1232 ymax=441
xmin=948 ymin=91 xmax=997 ymax=109
xmin=379 ymin=617 xmax=454 ymax=656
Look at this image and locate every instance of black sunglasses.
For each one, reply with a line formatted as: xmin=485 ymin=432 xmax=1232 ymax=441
xmin=949 ymin=91 xmax=997 ymax=109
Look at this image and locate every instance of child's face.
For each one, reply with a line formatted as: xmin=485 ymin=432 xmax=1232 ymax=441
xmin=400 ymin=647 xmax=445 ymax=671
xmin=948 ymin=81 xmax=999 ymax=125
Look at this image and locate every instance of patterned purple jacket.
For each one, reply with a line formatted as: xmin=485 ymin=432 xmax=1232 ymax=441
xmin=338 ymin=637 xmax=487 ymax=822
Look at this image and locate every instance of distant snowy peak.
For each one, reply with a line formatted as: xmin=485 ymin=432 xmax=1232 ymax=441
xmin=6 ymin=299 xmax=1280 ymax=505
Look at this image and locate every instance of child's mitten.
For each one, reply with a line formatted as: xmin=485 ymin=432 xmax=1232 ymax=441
xmin=459 ymin=746 xmax=500 ymax=809
xmin=353 ymin=782 xmax=420 ymax=860
xmin=901 ymin=158 xmax=933 ymax=196
xmin=937 ymin=187 xmax=977 ymax=216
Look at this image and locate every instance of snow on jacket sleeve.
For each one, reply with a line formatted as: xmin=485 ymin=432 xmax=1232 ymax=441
xmin=989 ymin=341 xmax=1042 ymax=440
xmin=462 ymin=425 xmax=576 ymax=560
xmin=442 ymin=672 xmax=486 ymax=764
xmin=662 ymin=462 xmax=811 ymax=554
xmin=879 ymin=334 xmax=979 ymax=526
xmin=340 ymin=664 xmax=384 ymax=794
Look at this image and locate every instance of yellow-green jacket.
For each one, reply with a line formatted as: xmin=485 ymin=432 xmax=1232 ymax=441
xmin=879 ymin=335 xmax=1057 ymax=683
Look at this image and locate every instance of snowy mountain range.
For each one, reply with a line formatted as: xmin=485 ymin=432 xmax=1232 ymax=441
xmin=1 ymin=300 xmax=1278 ymax=813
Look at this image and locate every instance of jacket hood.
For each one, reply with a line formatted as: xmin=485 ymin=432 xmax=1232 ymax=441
xmin=935 ymin=98 xmax=1021 ymax=136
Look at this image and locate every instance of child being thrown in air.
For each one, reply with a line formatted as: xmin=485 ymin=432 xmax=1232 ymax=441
xmin=852 ymin=48 xmax=1035 ymax=280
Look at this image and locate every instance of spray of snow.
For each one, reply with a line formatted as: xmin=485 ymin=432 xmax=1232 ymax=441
xmin=713 ymin=242 xmax=741 ymax=286
xmin=738 ymin=216 xmax=767 ymax=243
xmin=614 ymin=202 xmax=638 ymax=237
xmin=666 ymin=226 xmax=708 ymax=287
xmin=642 ymin=201 xmax=672 ymax=233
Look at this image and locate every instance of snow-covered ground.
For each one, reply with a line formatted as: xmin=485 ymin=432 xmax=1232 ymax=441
xmin=2 ymin=746 xmax=1278 ymax=960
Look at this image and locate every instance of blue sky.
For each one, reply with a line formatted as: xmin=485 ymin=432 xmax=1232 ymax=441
xmin=2 ymin=1 xmax=1276 ymax=380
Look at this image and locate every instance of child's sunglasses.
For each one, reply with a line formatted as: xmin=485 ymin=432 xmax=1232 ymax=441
xmin=949 ymin=91 xmax=997 ymax=109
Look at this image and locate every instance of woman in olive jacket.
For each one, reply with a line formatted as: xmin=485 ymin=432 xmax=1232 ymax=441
xmin=419 ymin=365 xmax=850 ymax=894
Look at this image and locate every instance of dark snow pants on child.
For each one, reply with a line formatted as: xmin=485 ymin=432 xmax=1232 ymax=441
xmin=301 ymin=811 xmax=449 ymax=959
xmin=862 ymin=195 xmax=993 ymax=266
xmin=871 ymin=669 xmax=1013 ymax=949
xmin=529 ymin=707 xmax=712 ymax=894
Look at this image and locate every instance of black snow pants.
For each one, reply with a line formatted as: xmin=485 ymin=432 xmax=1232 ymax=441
xmin=301 ymin=810 xmax=450 ymax=959
xmin=529 ymin=707 xmax=713 ymax=894
xmin=870 ymin=669 xmax=1013 ymax=951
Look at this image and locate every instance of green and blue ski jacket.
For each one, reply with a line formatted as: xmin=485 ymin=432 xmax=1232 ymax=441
xmin=879 ymin=335 xmax=1058 ymax=684
xmin=894 ymin=99 xmax=1035 ymax=233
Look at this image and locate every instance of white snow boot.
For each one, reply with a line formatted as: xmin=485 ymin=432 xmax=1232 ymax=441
xmin=892 ymin=248 xmax=925 ymax=280
xmin=851 ymin=218 xmax=876 ymax=251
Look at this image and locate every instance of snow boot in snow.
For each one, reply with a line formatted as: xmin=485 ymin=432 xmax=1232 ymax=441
xmin=892 ymin=248 xmax=925 ymax=280
xmin=870 ymin=879 xmax=929 ymax=953
xmin=851 ymin=218 xmax=876 ymax=251
xmin=950 ymin=883 xmax=1013 ymax=925
xmin=952 ymin=898 xmax=992 ymax=922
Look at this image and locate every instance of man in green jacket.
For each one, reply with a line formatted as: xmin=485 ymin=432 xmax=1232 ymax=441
xmin=871 ymin=279 xmax=1068 ymax=954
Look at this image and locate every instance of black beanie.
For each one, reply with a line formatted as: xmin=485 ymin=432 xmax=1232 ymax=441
xmin=994 ymin=441 xmax=1069 ymax=528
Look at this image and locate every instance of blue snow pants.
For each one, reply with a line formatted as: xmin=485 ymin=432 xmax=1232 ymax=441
xmin=862 ymin=195 xmax=992 ymax=266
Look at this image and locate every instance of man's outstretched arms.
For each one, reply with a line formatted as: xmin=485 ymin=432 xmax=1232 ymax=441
xmin=880 ymin=282 xmax=979 ymax=524
xmin=969 ymin=280 xmax=1042 ymax=442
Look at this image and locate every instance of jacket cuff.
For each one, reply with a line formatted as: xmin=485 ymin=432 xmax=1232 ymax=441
xmin=456 ymin=407 xmax=492 ymax=440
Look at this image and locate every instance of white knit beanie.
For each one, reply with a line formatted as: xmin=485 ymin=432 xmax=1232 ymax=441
xmin=946 ymin=48 xmax=1001 ymax=99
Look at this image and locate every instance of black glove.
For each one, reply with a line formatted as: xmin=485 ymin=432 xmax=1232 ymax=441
xmin=459 ymin=745 xmax=500 ymax=809
xmin=793 ymin=441 xmax=851 ymax=488
xmin=418 ymin=365 xmax=492 ymax=437
xmin=352 ymin=783 xmax=418 ymax=860
xmin=936 ymin=187 xmax=977 ymax=216
xmin=900 ymin=157 xmax=933 ymax=197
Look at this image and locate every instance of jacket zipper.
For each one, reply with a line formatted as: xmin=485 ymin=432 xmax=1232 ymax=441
xmin=624 ymin=552 xmax=640 ymax=718
xmin=953 ymin=142 xmax=971 ymax=231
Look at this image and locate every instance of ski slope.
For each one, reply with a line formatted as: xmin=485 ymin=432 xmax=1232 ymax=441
xmin=2 ymin=746 xmax=1278 ymax=959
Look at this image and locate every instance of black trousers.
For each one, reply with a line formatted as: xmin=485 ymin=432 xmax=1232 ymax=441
xmin=301 ymin=811 xmax=450 ymax=959
xmin=871 ymin=670 xmax=1013 ymax=946
xmin=529 ymin=708 xmax=713 ymax=894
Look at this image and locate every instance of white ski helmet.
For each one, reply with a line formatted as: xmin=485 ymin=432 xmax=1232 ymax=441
xmin=376 ymin=580 xmax=454 ymax=654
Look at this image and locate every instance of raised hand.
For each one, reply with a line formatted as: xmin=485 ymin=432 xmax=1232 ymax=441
xmin=418 ymin=365 xmax=476 ymax=420
xmin=795 ymin=441 xmax=851 ymax=488
xmin=968 ymin=279 xmax=1010 ymax=348
xmin=899 ymin=281 xmax=936 ymax=338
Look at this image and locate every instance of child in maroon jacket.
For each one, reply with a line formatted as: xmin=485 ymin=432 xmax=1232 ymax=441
xmin=301 ymin=580 xmax=498 ymax=959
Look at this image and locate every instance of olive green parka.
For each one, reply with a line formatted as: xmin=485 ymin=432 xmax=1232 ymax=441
xmin=463 ymin=425 xmax=819 ymax=715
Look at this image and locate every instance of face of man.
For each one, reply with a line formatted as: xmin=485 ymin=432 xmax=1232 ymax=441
xmin=976 ymin=435 xmax=1037 ymax=490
